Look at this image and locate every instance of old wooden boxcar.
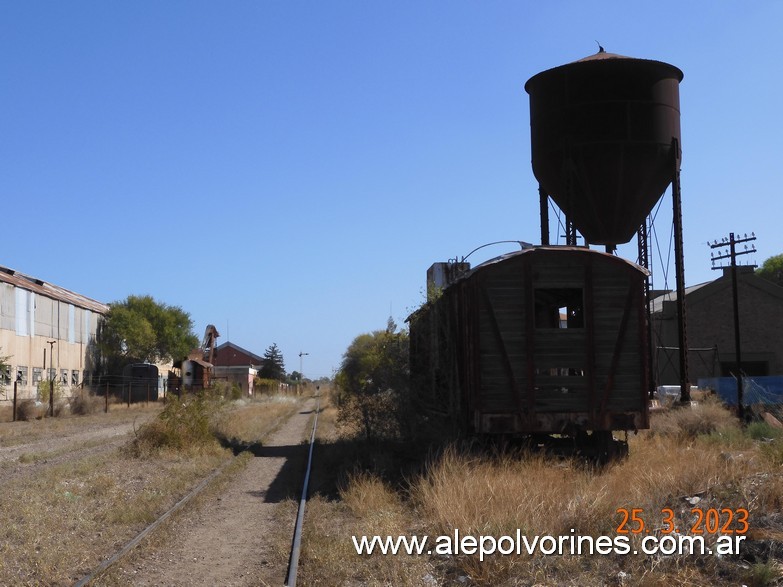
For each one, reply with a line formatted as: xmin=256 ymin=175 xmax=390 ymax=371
xmin=409 ymin=246 xmax=650 ymax=451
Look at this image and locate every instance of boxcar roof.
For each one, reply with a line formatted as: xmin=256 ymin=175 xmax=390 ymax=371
xmin=406 ymin=246 xmax=648 ymax=323
xmin=464 ymin=245 xmax=649 ymax=280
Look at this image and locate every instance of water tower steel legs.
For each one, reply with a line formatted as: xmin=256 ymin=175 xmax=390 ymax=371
xmin=539 ymin=185 xmax=550 ymax=246
xmin=671 ymin=138 xmax=690 ymax=403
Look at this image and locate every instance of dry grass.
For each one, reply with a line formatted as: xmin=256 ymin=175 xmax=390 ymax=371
xmin=211 ymin=392 xmax=305 ymax=443
xmin=11 ymin=399 xmax=47 ymax=421
xmin=0 ymin=393 xmax=128 ymax=423
xmin=650 ymin=395 xmax=740 ymax=441
xmin=0 ymin=392 xmax=309 ymax=585
xmin=409 ymin=437 xmax=760 ymax=585
xmin=69 ymin=393 xmax=104 ymax=415
xmin=0 ymin=448 xmax=228 ymax=585
xmin=300 ymin=398 xmax=783 ymax=587
xmin=291 ymin=477 xmax=435 ymax=586
xmin=0 ymin=401 xmax=162 ymax=447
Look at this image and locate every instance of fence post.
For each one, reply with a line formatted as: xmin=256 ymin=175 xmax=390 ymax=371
xmin=105 ymin=381 xmax=109 ymax=413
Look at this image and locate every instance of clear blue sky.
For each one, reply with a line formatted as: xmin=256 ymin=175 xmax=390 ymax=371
xmin=2 ymin=2 xmax=781 ymax=379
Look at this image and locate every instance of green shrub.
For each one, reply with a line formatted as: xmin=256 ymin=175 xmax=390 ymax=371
xmin=229 ymin=382 xmax=243 ymax=400
xmin=127 ymin=393 xmax=221 ymax=457
xmin=254 ymin=378 xmax=281 ymax=395
xmin=746 ymin=421 xmax=783 ymax=441
xmin=38 ymin=379 xmax=63 ymax=406
xmin=745 ymin=561 xmax=782 ymax=587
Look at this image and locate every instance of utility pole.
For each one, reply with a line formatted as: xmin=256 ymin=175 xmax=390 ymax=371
xmin=637 ymin=218 xmax=655 ymax=399
xmin=13 ymin=374 xmax=20 ymax=422
xmin=710 ymin=232 xmax=757 ymax=420
xmin=299 ymin=351 xmax=309 ymax=395
xmin=299 ymin=351 xmax=309 ymax=378
xmin=47 ymin=340 xmax=56 ymax=417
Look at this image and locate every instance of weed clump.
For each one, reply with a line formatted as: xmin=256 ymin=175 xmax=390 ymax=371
xmin=760 ymin=438 xmax=783 ymax=466
xmin=651 ymin=395 xmax=739 ymax=440
xmin=211 ymin=380 xmax=244 ymax=401
xmin=15 ymin=399 xmax=45 ymax=421
xmin=126 ymin=393 xmax=221 ymax=458
xmin=746 ymin=421 xmax=783 ymax=441
xmin=69 ymin=393 xmax=102 ymax=415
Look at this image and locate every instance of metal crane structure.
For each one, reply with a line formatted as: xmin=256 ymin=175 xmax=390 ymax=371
xmin=201 ymin=325 xmax=220 ymax=365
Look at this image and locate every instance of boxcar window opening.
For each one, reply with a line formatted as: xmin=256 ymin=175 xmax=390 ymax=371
xmin=534 ymin=288 xmax=584 ymax=329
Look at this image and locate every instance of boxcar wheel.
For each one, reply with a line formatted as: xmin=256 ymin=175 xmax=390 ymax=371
xmin=593 ymin=431 xmax=629 ymax=463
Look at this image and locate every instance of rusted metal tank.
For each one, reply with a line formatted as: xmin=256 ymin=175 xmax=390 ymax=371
xmin=525 ymin=51 xmax=683 ymax=245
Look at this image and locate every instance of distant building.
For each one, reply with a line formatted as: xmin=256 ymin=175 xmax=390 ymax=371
xmin=651 ymin=266 xmax=783 ymax=385
xmin=211 ymin=341 xmax=264 ymax=368
xmin=0 ymin=265 xmax=108 ymax=401
xmin=211 ymin=341 xmax=265 ymax=396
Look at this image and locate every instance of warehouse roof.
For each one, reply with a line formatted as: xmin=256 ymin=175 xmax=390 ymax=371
xmin=0 ymin=264 xmax=109 ymax=314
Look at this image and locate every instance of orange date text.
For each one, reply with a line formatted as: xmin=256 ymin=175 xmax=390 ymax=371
xmin=615 ymin=507 xmax=748 ymax=536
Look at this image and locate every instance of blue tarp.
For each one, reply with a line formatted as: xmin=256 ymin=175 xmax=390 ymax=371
xmin=698 ymin=376 xmax=783 ymax=406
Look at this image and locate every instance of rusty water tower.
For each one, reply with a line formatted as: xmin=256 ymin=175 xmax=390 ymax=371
xmin=525 ymin=50 xmax=683 ymax=247
xmin=525 ymin=49 xmax=690 ymax=400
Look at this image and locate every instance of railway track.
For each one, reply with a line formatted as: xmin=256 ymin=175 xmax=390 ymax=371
xmin=72 ymin=397 xmax=321 ymax=586
xmin=285 ymin=398 xmax=319 ymax=587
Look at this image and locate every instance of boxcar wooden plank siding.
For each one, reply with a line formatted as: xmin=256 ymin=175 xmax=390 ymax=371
xmin=409 ymin=246 xmax=650 ymax=438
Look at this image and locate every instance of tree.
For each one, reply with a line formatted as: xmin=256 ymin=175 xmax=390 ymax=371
xmin=99 ymin=295 xmax=199 ymax=373
xmin=336 ymin=318 xmax=412 ymax=441
xmin=756 ymin=254 xmax=783 ymax=287
xmin=258 ymin=343 xmax=286 ymax=381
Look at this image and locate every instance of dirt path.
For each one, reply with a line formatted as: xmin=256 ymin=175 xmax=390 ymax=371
xmin=108 ymin=397 xmax=318 ymax=586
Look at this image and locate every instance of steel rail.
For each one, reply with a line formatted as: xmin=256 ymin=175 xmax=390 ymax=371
xmin=285 ymin=399 xmax=320 ymax=587
xmin=72 ymin=460 xmax=232 ymax=587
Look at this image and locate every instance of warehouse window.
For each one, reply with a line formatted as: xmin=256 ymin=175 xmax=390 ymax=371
xmin=61 ymin=369 xmax=69 ymax=386
xmin=72 ymin=370 xmax=79 ymax=386
xmin=32 ymin=368 xmax=43 ymax=384
xmin=1 ymin=366 xmax=10 ymax=385
xmin=534 ymin=288 xmax=584 ymax=329
xmin=17 ymin=366 xmax=28 ymax=385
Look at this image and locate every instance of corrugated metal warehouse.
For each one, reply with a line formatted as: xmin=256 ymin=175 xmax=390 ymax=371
xmin=0 ymin=265 xmax=108 ymax=401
